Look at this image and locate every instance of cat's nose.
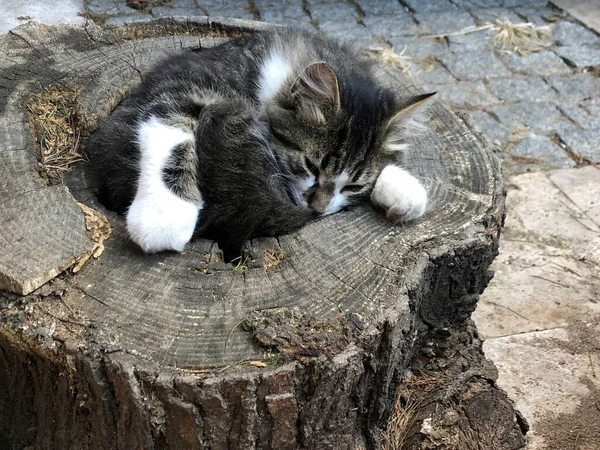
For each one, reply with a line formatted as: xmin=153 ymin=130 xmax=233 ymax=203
xmin=306 ymin=181 xmax=335 ymax=214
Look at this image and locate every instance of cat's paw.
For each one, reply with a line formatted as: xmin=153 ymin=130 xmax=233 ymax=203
xmin=126 ymin=194 xmax=201 ymax=253
xmin=371 ymin=165 xmax=427 ymax=222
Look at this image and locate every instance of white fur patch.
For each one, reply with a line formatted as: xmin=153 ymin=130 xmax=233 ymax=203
xmin=370 ymin=165 xmax=427 ymax=222
xmin=126 ymin=116 xmax=203 ymax=253
xmin=382 ymin=140 xmax=409 ymax=153
xmin=291 ymin=174 xmax=316 ymax=207
xmin=324 ymin=170 xmax=350 ymax=215
xmin=324 ymin=192 xmax=348 ymax=215
xmin=258 ymin=52 xmax=292 ymax=102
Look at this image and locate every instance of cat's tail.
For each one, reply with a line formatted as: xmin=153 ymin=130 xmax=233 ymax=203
xmin=257 ymin=203 xmax=319 ymax=238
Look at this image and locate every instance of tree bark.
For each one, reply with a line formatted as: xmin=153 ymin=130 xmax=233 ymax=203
xmin=0 ymin=17 xmax=524 ymax=449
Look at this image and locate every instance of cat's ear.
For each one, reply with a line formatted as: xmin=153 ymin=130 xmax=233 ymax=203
xmin=383 ymin=92 xmax=436 ymax=153
xmin=291 ymin=62 xmax=341 ymax=124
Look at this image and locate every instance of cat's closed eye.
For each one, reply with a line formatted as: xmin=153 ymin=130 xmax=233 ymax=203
xmin=341 ymin=184 xmax=364 ymax=194
xmin=303 ymin=155 xmax=319 ymax=177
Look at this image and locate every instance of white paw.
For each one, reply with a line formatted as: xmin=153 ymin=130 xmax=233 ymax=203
xmin=127 ymin=116 xmax=201 ymax=253
xmin=126 ymin=194 xmax=201 ymax=253
xmin=371 ymin=165 xmax=427 ymax=222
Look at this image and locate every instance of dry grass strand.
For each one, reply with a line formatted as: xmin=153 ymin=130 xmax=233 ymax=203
xmin=363 ymin=46 xmax=412 ymax=72
xmin=424 ymin=18 xmax=550 ymax=55
xmin=491 ymin=18 xmax=550 ymax=55
xmin=380 ymin=372 xmax=446 ymax=450
xmin=380 ymin=390 xmax=421 ymax=450
xmin=26 ymin=85 xmax=83 ymax=184
xmin=263 ymin=248 xmax=286 ymax=270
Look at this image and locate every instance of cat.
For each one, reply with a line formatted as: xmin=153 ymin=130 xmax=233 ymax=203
xmin=87 ymin=27 xmax=432 ymax=256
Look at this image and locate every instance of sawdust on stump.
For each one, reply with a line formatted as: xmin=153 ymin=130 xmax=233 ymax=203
xmin=72 ymin=203 xmax=112 ymax=273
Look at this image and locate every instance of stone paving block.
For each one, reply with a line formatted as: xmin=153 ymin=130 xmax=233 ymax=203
xmin=436 ymin=80 xmax=500 ymax=108
xmin=553 ymin=45 xmax=600 ymax=68
xmin=87 ymin=0 xmax=137 ymax=16
xmin=306 ymin=2 xmax=357 ymax=25
xmin=509 ymin=133 xmax=575 ymax=167
xmin=460 ymin=109 xmax=512 ymax=142
xmin=486 ymin=104 xmax=527 ymax=130
xmin=512 ymin=6 xmax=557 ymax=26
xmin=253 ymin=0 xmax=300 ymax=7
xmin=559 ymin=128 xmax=600 ymax=163
xmin=447 ymin=31 xmax=494 ymax=51
xmin=197 ymin=0 xmax=236 ymax=7
xmin=482 ymin=327 xmax=600 ymax=449
xmin=388 ymin=36 xmax=449 ymax=59
xmin=475 ymin=239 xmax=599 ymax=338
xmin=474 ymin=166 xmax=600 ymax=356
xmin=549 ymin=166 xmax=600 ymax=226
xmin=451 ymin=0 xmax=503 ymax=7
xmin=581 ymin=98 xmax=600 ymax=117
xmin=152 ymin=7 xmax=205 ymax=18
xmin=554 ymin=0 xmax=600 ymax=34
xmin=552 ymin=20 xmax=600 ymax=46
xmin=169 ymin=0 xmax=198 ymax=8
xmin=260 ymin=5 xmax=312 ymax=28
xmin=413 ymin=10 xmax=476 ymax=35
xmin=361 ymin=14 xmax=419 ymax=37
xmin=354 ymin=0 xmax=406 ymax=16
xmin=408 ymin=60 xmax=456 ymax=85
xmin=271 ymin=19 xmax=314 ymax=31
xmin=502 ymin=170 xmax=600 ymax=248
xmin=420 ymin=82 xmax=445 ymax=94
xmin=403 ymin=0 xmax=456 ymax=13
xmin=546 ymin=73 xmax=600 ymax=101
xmin=486 ymin=76 xmax=559 ymax=103
xmin=205 ymin=5 xmax=254 ymax=21
xmin=105 ymin=14 xmax=154 ymax=25
xmin=469 ymin=7 xmax=524 ymax=24
xmin=501 ymin=0 xmax=548 ymax=7
xmin=560 ymin=100 xmax=600 ymax=130
xmin=511 ymin=101 xmax=574 ymax=133
xmin=317 ymin=22 xmax=374 ymax=43
xmin=0 ymin=0 xmax=85 ymax=33
xmin=501 ymin=155 xmax=545 ymax=174
xmin=304 ymin=0 xmax=344 ymax=4
xmin=499 ymin=50 xmax=572 ymax=76
xmin=441 ymin=49 xmax=511 ymax=80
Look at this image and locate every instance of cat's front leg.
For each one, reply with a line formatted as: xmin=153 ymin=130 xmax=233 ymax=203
xmin=371 ymin=165 xmax=427 ymax=222
xmin=126 ymin=117 xmax=202 ymax=253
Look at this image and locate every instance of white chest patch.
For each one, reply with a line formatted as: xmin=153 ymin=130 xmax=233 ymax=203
xmin=258 ymin=52 xmax=292 ymax=102
xmin=126 ymin=116 xmax=203 ymax=253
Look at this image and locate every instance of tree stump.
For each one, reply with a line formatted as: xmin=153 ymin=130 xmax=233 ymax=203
xmin=0 ymin=18 xmax=525 ymax=450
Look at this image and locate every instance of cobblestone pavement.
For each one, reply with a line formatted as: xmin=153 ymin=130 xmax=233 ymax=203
xmin=84 ymin=0 xmax=600 ymax=174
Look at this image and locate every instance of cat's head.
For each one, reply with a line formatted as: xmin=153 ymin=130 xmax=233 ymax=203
xmin=262 ymin=62 xmax=435 ymax=215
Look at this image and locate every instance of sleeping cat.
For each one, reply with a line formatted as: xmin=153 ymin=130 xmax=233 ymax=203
xmin=87 ymin=28 xmax=432 ymax=256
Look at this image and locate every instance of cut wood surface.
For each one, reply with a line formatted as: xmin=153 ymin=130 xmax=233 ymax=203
xmin=0 ymin=17 xmax=523 ymax=450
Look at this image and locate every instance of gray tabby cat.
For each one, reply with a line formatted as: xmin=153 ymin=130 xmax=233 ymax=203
xmin=87 ymin=28 xmax=432 ymax=256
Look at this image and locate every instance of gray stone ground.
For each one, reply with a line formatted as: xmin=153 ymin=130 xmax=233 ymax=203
xmin=0 ymin=0 xmax=84 ymax=33
xmin=1 ymin=0 xmax=599 ymax=448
